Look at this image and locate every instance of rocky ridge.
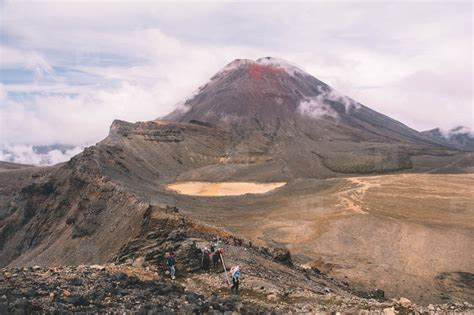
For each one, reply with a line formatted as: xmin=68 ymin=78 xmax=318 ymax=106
xmin=2 ymin=265 xmax=471 ymax=314
xmin=2 ymin=209 xmax=473 ymax=314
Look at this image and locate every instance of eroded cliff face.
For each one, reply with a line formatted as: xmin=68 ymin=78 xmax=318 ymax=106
xmin=0 ymin=147 xmax=149 ymax=267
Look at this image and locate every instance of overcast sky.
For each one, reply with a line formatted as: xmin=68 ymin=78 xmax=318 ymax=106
xmin=0 ymin=0 xmax=472 ymax=163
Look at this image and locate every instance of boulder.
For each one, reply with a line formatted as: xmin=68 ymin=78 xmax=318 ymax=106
xmin=132 ymin=256 xmax=145 ymax=267
xmin=399 ymin=297 xmax=412 ymax=307
xmin=64 ymin=295 xmax=88 ymax=306
xmin=269 ymin=247 xmax=292 ymax=265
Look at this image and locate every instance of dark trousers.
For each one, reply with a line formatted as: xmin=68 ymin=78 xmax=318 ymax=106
xmin=231 ymin=277 xmax=239 ymax=293
xmin=213 ymin=257 xmax=219 ymax=269
xmin=202 ymin=257 xmax=210 ymax=271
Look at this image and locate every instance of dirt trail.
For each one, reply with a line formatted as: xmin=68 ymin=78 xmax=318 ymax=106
xmin=334 ymin=177 xmax=383 ymax=214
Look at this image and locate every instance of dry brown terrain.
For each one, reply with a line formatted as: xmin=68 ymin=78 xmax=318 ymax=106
xmin=171 ymin=174 xmax=474 ymax=304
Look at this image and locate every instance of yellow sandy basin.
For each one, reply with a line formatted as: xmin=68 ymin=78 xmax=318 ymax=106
xmin=167 ymin=181 xmax=286 ymax=196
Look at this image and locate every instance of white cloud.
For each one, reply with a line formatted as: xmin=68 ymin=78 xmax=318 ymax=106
xmin=0 ymin=81 xmax=187 ymax=146
xmin=338 ymin=67 xmax=474 ymax=131
xmin=0 ymin=83 xmax=6 ymax=101
xmin=439 ymin=126 xmax=474 ymax=139
xmin=322 ymin=87 xmax=360 ymax=113
xmin=297 ymin=86 xmax=360 ymax=120
xmin=298 ymin=98 xmax=339 ymax=120
xmin=0 ymin=46 xmax=53 ymax=77
xmin=0 ymin=144 xmax=85 ymax=166
xmin=298 ymin=97 xmax=339 ymax=120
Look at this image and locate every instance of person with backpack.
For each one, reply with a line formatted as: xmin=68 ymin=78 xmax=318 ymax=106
xmin=230 ymin=265 xmax=241 ymax=294
xmin=202 ymin=247 xmax=211 ymax=272
xmin=212 ymin=250 xmax=220 ymax=270
xmin=166 ymin=252 xmax=176 ymax=280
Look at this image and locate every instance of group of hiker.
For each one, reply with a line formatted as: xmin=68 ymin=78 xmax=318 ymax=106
xmin=164 ymin=237 xmax=242 ymax=293
xmin=201 ymin=242 xmax=224 ymax=272
xmin=201 ymin=243 xmax=241 ymax=293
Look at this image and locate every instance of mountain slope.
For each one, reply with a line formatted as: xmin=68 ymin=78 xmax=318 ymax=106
xmin=422 ymin=126 xmax=474 ymax=151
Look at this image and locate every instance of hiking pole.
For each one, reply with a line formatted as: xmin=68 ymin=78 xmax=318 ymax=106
xmin=219 ymin=252 xmax=230 ymax=285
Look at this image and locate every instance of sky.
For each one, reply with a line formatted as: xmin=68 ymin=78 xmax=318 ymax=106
xmin=0 ymin=0 xmax=472 ymax=164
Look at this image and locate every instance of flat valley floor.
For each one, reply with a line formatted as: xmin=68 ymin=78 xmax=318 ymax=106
xmin=169 ymin=174 xmax=474 ymax=304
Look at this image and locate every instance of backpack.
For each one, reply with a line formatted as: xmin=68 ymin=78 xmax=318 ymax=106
xmin=232 ymin=270 xmax=241 ymax=280
xmin=167 ymin=256 xmax=176 ymax=267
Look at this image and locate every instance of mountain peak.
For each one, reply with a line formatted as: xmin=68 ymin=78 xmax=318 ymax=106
xmin=421 ymin=126 xmax=474 ymax=151
xmin=164 ymin=57 xmax=367 ymax=130
xmin=213 ymin=57 xmax=306 ymax=81
xmin=425 ymin=126 xmax=473 ymax=138
xmin=255 ymin=56 xmax=306 ymax=74
xmin=164 ymin=57 xmax=336 ymax=128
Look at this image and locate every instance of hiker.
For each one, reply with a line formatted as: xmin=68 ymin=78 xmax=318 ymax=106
xmin=202 ymin=247 xmax=211 ymax=272
xmin=230 ymin=265 xmax=241 ymax=294
xmin=166 ymin=252 xmax=176 ymax=280
xmin=212 ymin=250 xmax=220 ymax=270
xmin=249 ymin=240 xmax=252 ymax=248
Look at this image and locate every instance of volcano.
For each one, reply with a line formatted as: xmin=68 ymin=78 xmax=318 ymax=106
xmin=161 ymin=57 xmax=462 ymax=179
xmin=1 ymin=57 xmax=473 ymax=309
xmin=166 ymin=57 xmax=436 ymax=140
